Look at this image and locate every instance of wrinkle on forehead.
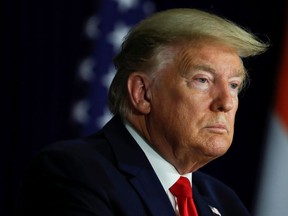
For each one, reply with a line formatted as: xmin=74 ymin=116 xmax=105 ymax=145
xmin=175 ymin=41 xmax=246 ymax=79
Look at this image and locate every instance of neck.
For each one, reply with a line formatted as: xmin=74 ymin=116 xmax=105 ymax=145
xmin=126 ymin=114 xmax=212 ymax=174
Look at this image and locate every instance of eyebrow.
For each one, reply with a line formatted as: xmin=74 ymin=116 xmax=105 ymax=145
xmin=191 ymin=64 xmax=245 ymax=78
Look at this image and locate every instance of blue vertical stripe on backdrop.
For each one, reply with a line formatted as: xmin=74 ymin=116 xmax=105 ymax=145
xmin=74 ymin=0 xmax=155 ymax=135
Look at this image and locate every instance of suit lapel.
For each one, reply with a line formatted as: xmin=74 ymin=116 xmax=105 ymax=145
xmin=193 ymin=183 xmax=221 ymax=216
xmin=103 ymin=116 xmax=175 ymax=216
xmin=129 ymin=167 xmax=176 ymax=216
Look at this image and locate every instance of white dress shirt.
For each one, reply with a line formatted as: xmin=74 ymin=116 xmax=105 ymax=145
xmin=125 ymin=122 xmax=192 ymax=212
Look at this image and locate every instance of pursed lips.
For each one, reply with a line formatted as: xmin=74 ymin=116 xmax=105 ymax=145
xmin=205 ymin=123 xmax=229 ymax=134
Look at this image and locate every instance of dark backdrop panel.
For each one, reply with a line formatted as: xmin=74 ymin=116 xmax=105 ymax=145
xmin=2 ymin=0 xmax=286 ymax=215
xmin=2 ymin=1 xmax=97 ymax=215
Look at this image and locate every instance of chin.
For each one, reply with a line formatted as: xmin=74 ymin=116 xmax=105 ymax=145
xmin=202 ymin=140 xmax=231 ymax=158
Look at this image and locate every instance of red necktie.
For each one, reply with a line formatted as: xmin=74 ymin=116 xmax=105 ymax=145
xmin=169 ymin=176 xmax=198 ymax=216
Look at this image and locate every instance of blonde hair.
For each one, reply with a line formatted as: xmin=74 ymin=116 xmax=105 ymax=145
xmin=108 ymin=8 xmax=269 ymax=117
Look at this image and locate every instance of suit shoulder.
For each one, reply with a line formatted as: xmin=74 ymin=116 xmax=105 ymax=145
xmin=27 ymin=131 xmax=116 ymax=178
xmin=193 ymin=171 xmax=233 ymax=192
xmin=193 ymin=171 xmax=250 ymax=215
xmin=40 ymin=131 xmax=112 ymax=159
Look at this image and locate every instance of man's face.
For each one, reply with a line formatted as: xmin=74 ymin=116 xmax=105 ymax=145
xmin=147 ymin=41 xmax=244 ymax=171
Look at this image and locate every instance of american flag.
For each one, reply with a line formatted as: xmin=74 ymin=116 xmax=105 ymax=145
xmin=72 ymin=0 xmax=155 ymax=135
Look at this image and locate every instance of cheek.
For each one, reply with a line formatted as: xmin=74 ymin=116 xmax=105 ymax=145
xmin=229 ymin=103 xmax=238 ymax=125
xmin=151 ymin=79 xmax=209 ymax=132
xmin=152 ymin=96 xmax=197 ymax=138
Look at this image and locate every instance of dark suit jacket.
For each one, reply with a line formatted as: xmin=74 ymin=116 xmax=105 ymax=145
xmin=17 ymin=115 xmax=250 ymax=216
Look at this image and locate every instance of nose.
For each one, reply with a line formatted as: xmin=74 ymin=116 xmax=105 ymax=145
xmin=210 ymin=83 xmax=235 ymax=112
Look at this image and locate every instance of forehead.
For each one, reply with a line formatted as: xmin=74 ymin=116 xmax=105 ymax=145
xmin=174 ymin=40 xmax=245 ymax=77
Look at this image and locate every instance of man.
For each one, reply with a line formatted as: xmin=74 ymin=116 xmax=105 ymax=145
xmin=17 ymin=8 xmax=268 ymax=216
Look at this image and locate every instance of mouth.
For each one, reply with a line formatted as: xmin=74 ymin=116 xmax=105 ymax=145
xmin=205 ymin=124 xmax=228 ymax=134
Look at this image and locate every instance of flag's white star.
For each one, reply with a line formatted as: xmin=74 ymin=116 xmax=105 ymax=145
xmin=101 ymin=66 xmax=116 ymax=89
xmin=96 ymin=107 xmax=113 ymax=128
xmin=72 ymin=100 xmax=90 ymax=124
xmin=107 ymin=22 xmax=131 ymax=52
xmin=85 ymin=15 xmax=100 ymax=39
xmin=78 ymin=58 xmax=95 ymax=82
xmin=114 ymin=0 xmax=139 ymax=12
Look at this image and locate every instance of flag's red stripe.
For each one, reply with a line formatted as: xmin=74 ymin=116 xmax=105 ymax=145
xmin=275 ymin=28 xmax=288 ymax=131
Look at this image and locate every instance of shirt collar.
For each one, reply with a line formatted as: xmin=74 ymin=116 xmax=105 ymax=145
xmin=124 ymin=121 xmax=192 ymax=192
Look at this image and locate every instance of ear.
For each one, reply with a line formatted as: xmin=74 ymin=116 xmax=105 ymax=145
xmin=127 ymin=73 xmax=152 ymax=114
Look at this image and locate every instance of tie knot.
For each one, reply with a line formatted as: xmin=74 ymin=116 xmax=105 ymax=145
xmin=169 ymin=176 xmax=192 ymax=198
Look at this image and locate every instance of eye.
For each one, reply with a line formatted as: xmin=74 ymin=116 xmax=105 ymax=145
xmin=229 ymin=81 xmax=242 ymax=94
xmin=196 ymin=77 xmax=208 ymax=83
xmin=230 ymin=83 xmax=239 ymax=89
xmin=184 ymin=72 xmax=212 ymax=90
xmin=187 ymin=76 xmax=211 ymax=91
